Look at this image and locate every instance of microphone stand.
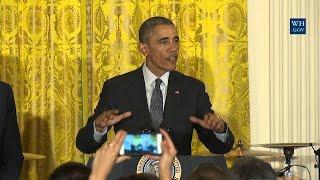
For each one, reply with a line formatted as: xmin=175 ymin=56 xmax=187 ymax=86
xmin=310 ymin=143 xmax=320 ymax=180
xmin=282 ymin=147 xmax=294 ymax=176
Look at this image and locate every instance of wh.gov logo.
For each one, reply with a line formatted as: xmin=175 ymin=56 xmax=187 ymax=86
xmin=290 ymin=18 xmax=306 ymax=34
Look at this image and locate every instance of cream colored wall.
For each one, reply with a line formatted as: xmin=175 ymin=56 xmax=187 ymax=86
xmin=248 ymin=0 xmax=319 ymax=178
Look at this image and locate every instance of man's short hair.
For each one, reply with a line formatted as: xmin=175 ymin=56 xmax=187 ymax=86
xmin=229 ymin=157 xmax=276 ymax=180
xmin=49 ymin=162 xmax=90 ymax=180
xmin=118 ymin=173 xmax=159 ymax=180
xmin=138 ymin=16 xmax=175 ymax=43
xmin=188 ymin=163 xmax=227 ymax=180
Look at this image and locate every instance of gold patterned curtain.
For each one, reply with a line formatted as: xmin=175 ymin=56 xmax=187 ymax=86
xmin=0 ymin=0 xmax=248 ymax=179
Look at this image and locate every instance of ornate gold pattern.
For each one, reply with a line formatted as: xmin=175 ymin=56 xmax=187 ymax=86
xmin=0 ymin=0 xmax=248 ymax=179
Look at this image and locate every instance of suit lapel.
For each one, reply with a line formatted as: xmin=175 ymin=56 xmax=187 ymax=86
xmin=163 ymin=71 xmax=182 ymax=127
xmin=127 ymin=67 xmax=152 ymax=128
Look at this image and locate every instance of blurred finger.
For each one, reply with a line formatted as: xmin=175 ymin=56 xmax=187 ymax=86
xmin=190 ymin=116 xmax=204 ymax=126
xmin=101 ymin=111 xmax=109 ymax=117
xmin=160 ymin=129 xmax=175 ymax=147
xmin=204 ymin=112 xmax=215 ymax=120
xmin=108 ymin=143 xmax=115 ymax=148
xmin=161 ymin=139 xmax=168 ymax=150
xmin=115 ymin=156 xmax=131 ymax=164
xmin=146 ymin=154 xmax=160 ymax=160
xmin=160 ymin=129 xmax=177 ymax=155
xmin=96 ymin=113 xmax=107 ymax=123
xmin=108 ymin=109 xmax=120 ymax=115
xmin=215 ymin=121 xmax=225 ymax=132
xmin=108 ymin=111 xmax=132 ymax=125
xmin=110 ymin=130 xmax=127 ymax=150
xmin=114 ymin=111 xmax=132 ymax=121
xmin=101 ymin=141 xmax=110 ymax=149
xmin=209 ymin=118 xmax=218 ymax=128
xmin=204 ymin=113 xmax=211 ymax=120
xmin=98 ymin=120 xmax=109 ymax=127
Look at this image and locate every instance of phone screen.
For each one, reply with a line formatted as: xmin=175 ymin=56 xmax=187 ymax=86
xmin=119 ymin=133 xmax=162 ymax=155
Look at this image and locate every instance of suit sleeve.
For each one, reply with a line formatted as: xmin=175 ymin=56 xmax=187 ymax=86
xmin=76 ymin=81 xmax=111 ymax=154
xmin=0 ymin=85 xmax=24 ymax=179
xmin=194 ymin=82 xmax=235 ymax=154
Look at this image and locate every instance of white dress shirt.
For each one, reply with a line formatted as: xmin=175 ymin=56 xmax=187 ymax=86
xmin=142 ymin=63 xmax=169 ymax=110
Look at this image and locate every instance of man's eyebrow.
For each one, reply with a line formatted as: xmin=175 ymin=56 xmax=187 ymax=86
xmin=157 ymin=36 xmax=180 ymax=42
xmin=157 ymin=37 xmax=169 ymax=42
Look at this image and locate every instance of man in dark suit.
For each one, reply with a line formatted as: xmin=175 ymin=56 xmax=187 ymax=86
xmin=0 ymin=81 xmax=24 ymax=179
xmin=76 ymin=16 xmax=234 ymax=155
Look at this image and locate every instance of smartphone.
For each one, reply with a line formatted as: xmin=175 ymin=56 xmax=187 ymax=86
xmin=119 ymin=133 xmax=162 ymax=155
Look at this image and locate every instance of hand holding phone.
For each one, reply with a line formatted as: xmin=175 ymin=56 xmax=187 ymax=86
xmin=119 ymin=133 xmax=162 ymax=155
xmin=90 ymin=130 xmax=130 ymax=180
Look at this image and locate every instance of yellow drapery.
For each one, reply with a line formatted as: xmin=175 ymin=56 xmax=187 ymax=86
xmin=0 ymin=0 xmax=248 ymax=179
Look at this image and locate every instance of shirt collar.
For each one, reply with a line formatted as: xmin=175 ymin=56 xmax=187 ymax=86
xmin=142 ymin=63 xmax=170 ymax=88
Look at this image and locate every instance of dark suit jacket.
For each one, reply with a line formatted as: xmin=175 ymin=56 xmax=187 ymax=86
xmin=0 ymin=82 xmax=23 ymax=179
xmin=76 ymin=67 xmax=234 ymax=155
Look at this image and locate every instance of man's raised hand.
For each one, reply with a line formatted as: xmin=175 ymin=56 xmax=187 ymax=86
xmin=95 ymin=109 xmax=131 ymax=132
xmin=190 ymin=113 xmax=225 ymax=133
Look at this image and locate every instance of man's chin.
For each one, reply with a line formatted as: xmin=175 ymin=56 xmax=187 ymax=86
xmin=167 ymin=65 xmax=176 ymax=72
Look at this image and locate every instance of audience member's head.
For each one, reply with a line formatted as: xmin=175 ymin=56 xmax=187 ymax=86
xmin=188 ymin=162 xmax=227 ymax=180
xmin=118 ymin=173 xmax=159 ymax=180
xmin=49 ymin=161 xmax=91 ymax=180
xmin=229 ymin=157 xmax=276 ymax=180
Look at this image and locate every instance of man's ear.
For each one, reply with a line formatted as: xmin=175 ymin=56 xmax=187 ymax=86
xmin=139 ymin=43 xmax=148 ymax=57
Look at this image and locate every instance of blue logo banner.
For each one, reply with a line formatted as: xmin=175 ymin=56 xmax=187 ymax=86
xmin=290 ymin=18 xmax=306 ymax=34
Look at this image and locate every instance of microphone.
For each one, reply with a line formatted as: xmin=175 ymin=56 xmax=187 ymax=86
xmin=310 ymin=143 xmax=314 ymax=149
xmin=310 ymin=143 xmax=318 ymax=154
